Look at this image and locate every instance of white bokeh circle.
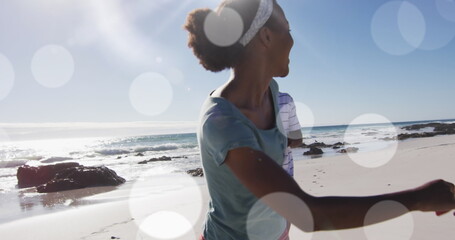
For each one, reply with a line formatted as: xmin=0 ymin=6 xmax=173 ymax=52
xmin=247 ymin=192 xmax=314 ymax=240
xmin=397 ymin=1 xmax=426 ymax=48
xmin=415 ymin=0 xmax=455 ymax=50
xmin=276 ymin=100 xmax=313 ymax=140
xmin=31 ymin=45 xmax=75 ymax=88
xmin=204 ymin=7 xmax=244 ymax=47
xmin=164 ymin=67 xmax=185 ymax=87
xmin=294 ymin=101 xmax=315 ymax=129
xmin=371 ymin=1 xmax=421 ymax=55
xmin=128 ymin=170 xmax=203 ymax=239
xmin=364 ymin=200 xmax=414 ymax=240
xmin=344 ymin=114 xmax=398 ymax=168
xmin=436 ymin=0 xmax=455 ymax=22
xmin=0 ymin=53 xmax=15 ymax=101
xmin=138 ymin=211 xmax=194 ymax=239
xmin=129 ymin=72 xmax=173 ymax=116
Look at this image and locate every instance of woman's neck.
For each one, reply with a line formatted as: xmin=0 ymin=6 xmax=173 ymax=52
xmin=220 ymin=59 xmax=273 ymax=110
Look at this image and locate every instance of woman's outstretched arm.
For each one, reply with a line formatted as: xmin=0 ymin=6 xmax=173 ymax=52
xmin=224 ymin=147 xmax=455 ymax=232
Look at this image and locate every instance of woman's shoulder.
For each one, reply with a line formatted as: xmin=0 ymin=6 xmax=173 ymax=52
xmin=200 ymin=95 xmax=242 ymax=124
xmin=202 ymin=95 xmax=232 ymax=113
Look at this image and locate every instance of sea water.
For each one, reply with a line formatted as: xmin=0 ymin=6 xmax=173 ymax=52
xmin=0 ymin=133 xmax=201 ymax=193
xmin=0 ymin=119 xmax=454 ymax=223
xmin=1 ymin=119 xmax=454 ymax=193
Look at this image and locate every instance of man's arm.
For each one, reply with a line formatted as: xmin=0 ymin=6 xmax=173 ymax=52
xmin=287 ymin=129 xmax=302 ymax=148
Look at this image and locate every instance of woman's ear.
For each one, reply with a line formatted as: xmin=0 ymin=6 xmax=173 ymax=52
xmin=258 ymin=27 xmax=273 ymax=48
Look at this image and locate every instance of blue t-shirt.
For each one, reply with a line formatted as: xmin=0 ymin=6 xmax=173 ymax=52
xmin=197 ymin=80 xmax=288 ymax=239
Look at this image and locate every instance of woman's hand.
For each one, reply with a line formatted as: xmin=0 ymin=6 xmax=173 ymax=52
xmin=412 ymin=179 xmax=455 ymax=213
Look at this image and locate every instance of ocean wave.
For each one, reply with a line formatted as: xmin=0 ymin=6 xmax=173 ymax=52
xmin=40 ymin=157 xmax=74 ymax=163
xmin=95 ymin=149 xmax=131 ymax=156
xmin=0 ymin=173 xmax=16 ymax=178
xmin=0 ymin=159 xmax=28 ymax=168
xmin=135 ymin=145 xmax=178 ymax=152
xmin=134 ymin=144 xmax=197 ymax=153
xmin=14 ymin=156 xmax=44 ymax=161
xmin=362 ymin=132 xmax=378 ymax=136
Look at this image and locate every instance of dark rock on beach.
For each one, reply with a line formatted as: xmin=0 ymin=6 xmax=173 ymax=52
xmin=397 ymin=132 xmax=437 ymax=140
xmin=337 ymin=147 xmax=359 ymax=154
xmin=187 ymin=168 xmax=204 ymax=177
xmin=302 ymin=141 xmax=346 ymax=149
xmin=401 ymin=123 xmax=435 ymax=131
xmin=332 ymin=142 xmax=345 ymax=149
xmin=303 ymin=147 xmax=324 ymax=156
xmin=36 ymin=166 xmax=125 ymax=193
xmin=17 ymin=163 xmax=125 ymax=192
xmin=434 ymin=123 xmax=455 ymax=133
xmin=401 ymin=122 xmax=453 ymax=131
xmin=308 ymin=141 xmax=329 ymax=148
xmin=399 ymin=122 xmax=455 ymax=140
xmin=138 ymin=156 xmax=172 ymax=164
xmin=17 ymin=162 xmax=81 ymax=188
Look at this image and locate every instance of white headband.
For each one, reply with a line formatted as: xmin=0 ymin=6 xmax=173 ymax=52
xmin=238 ymin=0 xmax=274 ymax=46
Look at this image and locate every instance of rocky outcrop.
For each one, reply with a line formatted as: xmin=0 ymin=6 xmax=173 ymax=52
xmin=187 ymin=168 xmax=204 ymax=177
xmin=308 ymin=142 xmax=329 ymax=148
xmin=402 ymin=123 xmax=436 ymax=130
xmin=337 ymin=147 xmax=359 ymax=153
xmin=434 ymin=123 xmax=455 ymax=133
xmin=401 ymin=122 xmax=455 ymax=131
xmin=138 ymin=156 xmax=172 ymax=164
xmin=331 ymin=142 xmax=345 ymax=149
xmin=296 ymin=142 xmax=308 ymax=148
xmin=397 ymin=132 xmax=437 ymax=140
xmin=303 ymin=147 xmax=324 ymax=156
xmin=36 ymin=166 xmax=125 ymax=193
xmin=17 ymin=162 xmax=81 ymax=188
xmin=399 ymin=122 xmax=455 ymax=140
xmin=17 ymin=163 xmax=125 ymax=193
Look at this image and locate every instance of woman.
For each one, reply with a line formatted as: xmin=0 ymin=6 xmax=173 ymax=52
xmin=184 ymin=0 xmax=455 ymax=239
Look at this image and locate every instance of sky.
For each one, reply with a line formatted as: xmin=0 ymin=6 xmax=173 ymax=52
xmin=0 ymin=0 xmax=455 ymax=133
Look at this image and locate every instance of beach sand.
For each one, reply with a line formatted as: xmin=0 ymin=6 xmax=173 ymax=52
xmin=1 ymin=135 xmax=455 ymax=239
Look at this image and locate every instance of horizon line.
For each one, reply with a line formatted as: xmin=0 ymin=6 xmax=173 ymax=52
xmin=0 ymin=117 xmax=454 ymax=129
